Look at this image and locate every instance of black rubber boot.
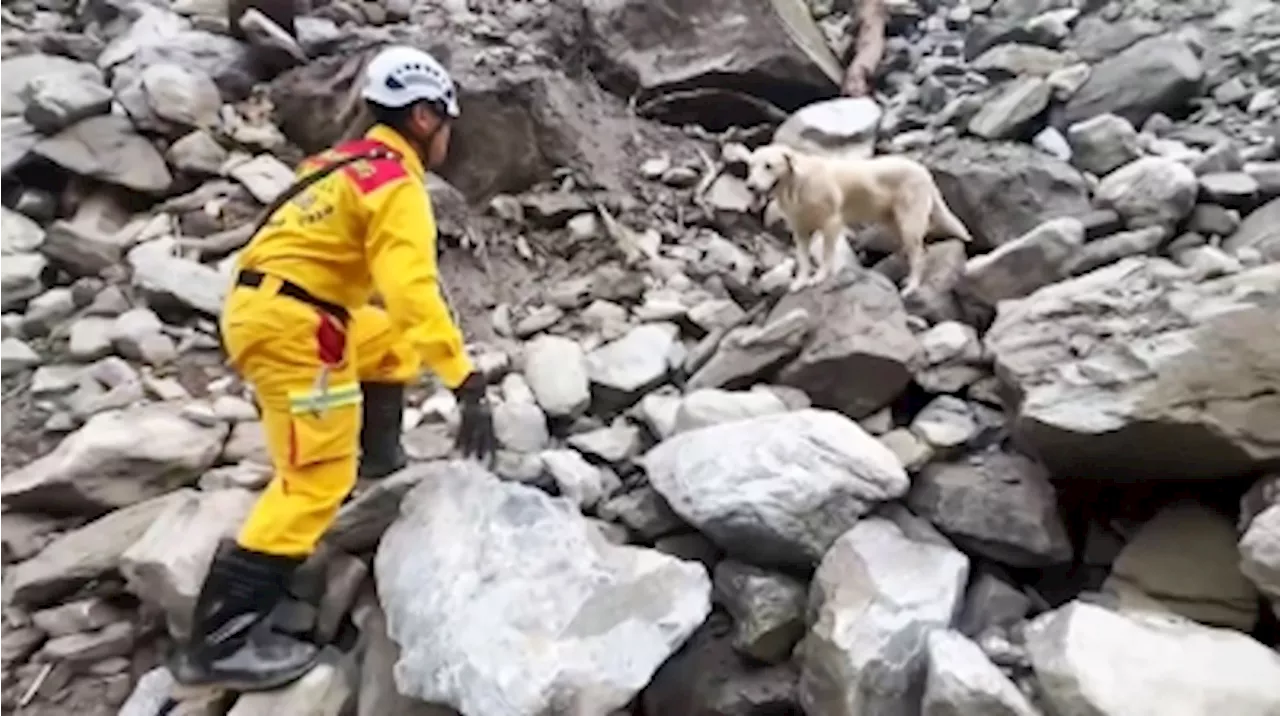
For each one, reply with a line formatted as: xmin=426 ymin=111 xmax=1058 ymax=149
xmin=358 ymin=382 xmax=408 ymax=480
xmin=169 ymin=543 xmax=319 ymax=692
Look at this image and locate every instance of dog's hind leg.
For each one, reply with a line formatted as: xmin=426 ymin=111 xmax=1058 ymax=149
xmin=928 ymin=187 xmax=972 ymax=242
xmin=894 ymin=201 xmax=930 ymax=297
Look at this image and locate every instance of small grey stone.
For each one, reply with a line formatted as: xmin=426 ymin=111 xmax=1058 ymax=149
xmin=23 ymin=74 xmax=113 ymax=134
xmin=1067 ymin=114 xmax=1142 ymax=177
xmin=713 ymin=560 xmax=807 ymax=664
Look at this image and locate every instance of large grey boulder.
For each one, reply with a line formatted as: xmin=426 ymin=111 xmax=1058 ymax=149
xmin=121 ymin=489 xmax=259 ymax=639
xmin=1 ymin=402 xmax=228 ymax=515
xmin=921 ymin=139 xmax=1091 ymax=250
xmin=6 ymin=491 xmax=191 ymax=607
xmin=771 ymin=269 xmax=919 ymax=420
xmin=583 ymin=0 xmax=841 ymax=123
xmin=958 ymin=217 xmax=1086 ymax=308
xmin=272 ymin=46 xmax=688 ymax=200
xmin=1063 ymin=33 xmax=1204 ymax=127
xmin=644 ymin=409 xmax=909 ymax=569
xmin=1 ymin=54 xmax=103 ymax=117
xmin=798 ymin=512 xmax=970 ymax=716
xmin=909 ymin=445 xmax=1073 ymax=567
xmin=33 ymin=114 xmax=173 ymax=195
xmin=375 ymin=460 xmax=711 ymax=716
xmin=1223 ymin=197 xmax=1280 ymax=262
xmin=1026 ymin=602 xmax=1280 ymax=716
xmin=985 ymin=258 xmax=1280 ymax=480
xmin=1104 ymin=502 xmax=1259 ymax=631
xmin=100 ymin=7 xmax=260 ymax=99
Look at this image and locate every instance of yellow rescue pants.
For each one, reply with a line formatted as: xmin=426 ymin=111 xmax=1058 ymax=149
xmin=220 ymin=275 xmax=420 ymax=558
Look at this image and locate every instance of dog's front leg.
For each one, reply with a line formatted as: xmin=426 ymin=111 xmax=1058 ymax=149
xmin=810 ymin=220 xmax=845 ymax=286
xmin=789 ymin=229 xmax=815 ymax=292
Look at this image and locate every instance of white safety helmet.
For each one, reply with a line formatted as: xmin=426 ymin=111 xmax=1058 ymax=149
xmin=361 ymin=45 xmax=460 ymax=119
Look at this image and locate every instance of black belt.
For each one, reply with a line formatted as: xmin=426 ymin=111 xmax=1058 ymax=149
xmin=236 ymin=270 xmax=349 ymax=323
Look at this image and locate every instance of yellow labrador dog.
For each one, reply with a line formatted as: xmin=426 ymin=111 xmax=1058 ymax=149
xmin=745 ymin=144 xmax=972 ymax=295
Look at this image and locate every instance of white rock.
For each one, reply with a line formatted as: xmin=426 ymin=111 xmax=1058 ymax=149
xmin=774 ymin=98 xmax=882 ymax=159
xmin=1 ymin=253 xmax=47 ymax=310
xmin=128 ymin=237 xmax=229 ymax=315
xmin=798 ymin=513 xmax=970 ymax=716
xmin=118 ymin=667 xmax=176 ymax=716
xmin=68 ymin=316 xmax=115 ymax=361
xmin=540 ymin=448 xmax=621 ymax=509
xmin=1096 ymin=156 xmax=1198 ymax=229
xmin=671 ymin=387 xmax=789 ymax=435
xmin=492 ymin=400 xmax=550 ymax=453
xmin=910 ymin=396 xmax=983 ymax=449
xmin=24 ymin=288 xmax=77 ymax=335
xmin=586 ymin=323 xmax=679 ymax=410
xmin=229 ymin=154 xmax=296 ymax=203
xmin=374 ymin=460 xmax=711 ymax=716
xmin=923 ymin=630 xmax=1038 ymax=716
xmin=228 ymin=657 xmax=352 ymax=716
xmin=33 ymin=114 xmax=173 ymax=195
xmin=1240 ymin=503 xmax=1280 ymax=616
xmin=523 ymin=335 xmax=591 ymax=418
xmin=1 ymin=207 xmax=45 ymax=255
xmin=644 ymin=409 xmax=909 ymax=568
xmin=1026 ymin=601 xmax=1280 ymax=716
xmin=141 ymin=63 xmax=220 ymax=129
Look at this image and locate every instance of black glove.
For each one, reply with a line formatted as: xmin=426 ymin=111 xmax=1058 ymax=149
xmin=454 ymin=371 xmax=495 ymax=463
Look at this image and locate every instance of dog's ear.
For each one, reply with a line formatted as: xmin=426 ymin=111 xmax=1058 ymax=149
xmin=782 ymin=150 xmax=795 ymax=176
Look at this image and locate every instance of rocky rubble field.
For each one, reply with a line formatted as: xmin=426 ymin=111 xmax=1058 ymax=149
xmin=3 ymin=0 xmax=1280 ymax=713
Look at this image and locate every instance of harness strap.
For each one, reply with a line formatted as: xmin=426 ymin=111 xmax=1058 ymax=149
xmin=248 ymin=145 xmax=401 ymax=237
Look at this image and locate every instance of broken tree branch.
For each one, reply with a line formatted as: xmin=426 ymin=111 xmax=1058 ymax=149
xmin=842 ymin=0 xmax=887 ymax=98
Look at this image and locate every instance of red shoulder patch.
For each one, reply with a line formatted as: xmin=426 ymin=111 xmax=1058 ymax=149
xmin=330 ymin=139 xmax=407 ymax=194
xmin=343 ymin=157 xmax=408 ymax=194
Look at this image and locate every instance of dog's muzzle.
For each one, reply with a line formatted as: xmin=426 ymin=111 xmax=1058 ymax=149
xmin=749 ymin=176 xmax=779 ymax=214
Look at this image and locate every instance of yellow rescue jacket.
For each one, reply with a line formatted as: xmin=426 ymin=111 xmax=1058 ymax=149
xmin=233 ymin=124 xmax=473 ymax=388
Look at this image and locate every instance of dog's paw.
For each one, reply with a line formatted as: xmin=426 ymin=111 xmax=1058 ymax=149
xmin=788 ymin=276 xmax=812 ymax=292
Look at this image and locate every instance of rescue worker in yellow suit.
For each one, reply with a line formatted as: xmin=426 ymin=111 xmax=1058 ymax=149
xmin=169 ymin=45 xmax=496 ymax=692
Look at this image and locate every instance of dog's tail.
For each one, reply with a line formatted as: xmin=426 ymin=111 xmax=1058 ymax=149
xmin=930 ymin=187 xmax=973 ymax=242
